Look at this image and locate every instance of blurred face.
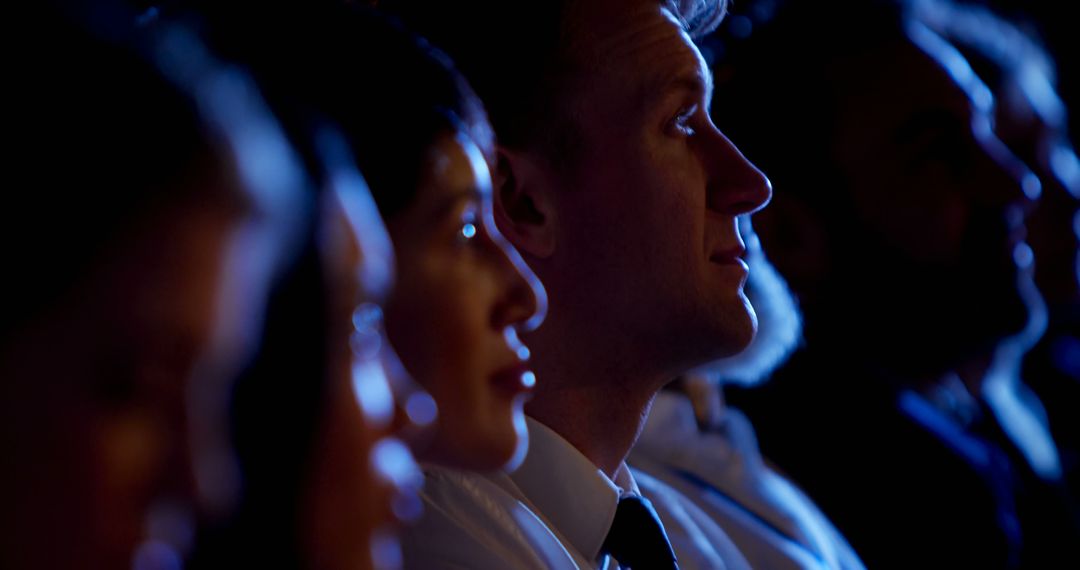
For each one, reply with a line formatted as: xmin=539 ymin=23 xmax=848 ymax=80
xmin=383 ymin=131 xmax=545 ymax=471
xmin=534 ymin=0 xmax=771 ymax=378
xmin=826 ymin=29 xmax=1036 ymax=368
xmin=0 ymin=174 xmax=279 ymax=570
xmin=303 ymin=172 xmax=424 ymax=570
xmin=994 ymin=68 xmax=1080 ymax=308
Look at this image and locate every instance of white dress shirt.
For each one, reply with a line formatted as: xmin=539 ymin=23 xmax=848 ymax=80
xmin=629 ymin=391 xmax=865 ymax=570
xmin=402 ymin=417 xmax=752 ymax=569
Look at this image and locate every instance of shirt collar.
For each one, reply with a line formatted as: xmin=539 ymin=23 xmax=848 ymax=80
xmin=510 ymin=416 xmax=639 ymax=562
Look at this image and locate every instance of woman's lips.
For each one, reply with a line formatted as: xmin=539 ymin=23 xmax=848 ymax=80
xmin=490 ymin=362 xmax=536 ymax=396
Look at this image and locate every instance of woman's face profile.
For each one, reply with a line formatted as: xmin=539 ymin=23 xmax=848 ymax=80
xmin=383 ymin=131 xmax=546 ymax=471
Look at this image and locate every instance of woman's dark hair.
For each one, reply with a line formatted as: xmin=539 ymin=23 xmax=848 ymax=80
xmin=196 ymin=1 xmax=491 ymax=219
xmin=5 ymin=5 xmax=325 ymax=568
xmin=177 ymin=2 xmax=492 ymax=565
xmin=193 ymin=225 xmax=328 ymax=570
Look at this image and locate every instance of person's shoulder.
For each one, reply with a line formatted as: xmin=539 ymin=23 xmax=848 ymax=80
xmin=631 ymin=468 xmax=754 ymax=570
xmin=402 ymin=466 xmax=580 ymax=570
xmin=422 ymin=465 xmax=516 ymax=502
xmin=415 ymin=465 xmax=527 ymax=536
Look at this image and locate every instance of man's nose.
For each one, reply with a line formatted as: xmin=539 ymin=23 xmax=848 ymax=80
xmin=702 ymin=127 xmax=773 ymax=217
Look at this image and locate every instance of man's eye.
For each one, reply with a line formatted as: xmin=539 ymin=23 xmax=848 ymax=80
xmin=667 ymin=105 xmax=699 ymax=137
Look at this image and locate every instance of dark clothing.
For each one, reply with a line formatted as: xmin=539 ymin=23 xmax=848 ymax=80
xmin=728 ymin=347 xmax=1079 ymax=569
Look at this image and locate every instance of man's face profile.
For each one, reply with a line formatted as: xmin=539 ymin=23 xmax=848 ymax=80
xmin=538 ymin=0 xmax=770 ymax=376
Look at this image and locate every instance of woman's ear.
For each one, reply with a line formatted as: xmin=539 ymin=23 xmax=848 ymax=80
xmin=491 ymin=147 xmax=556 ymax=259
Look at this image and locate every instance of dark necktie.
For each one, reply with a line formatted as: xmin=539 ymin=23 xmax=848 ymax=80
xmin=600 ymin=494 xmax=680 ymax=570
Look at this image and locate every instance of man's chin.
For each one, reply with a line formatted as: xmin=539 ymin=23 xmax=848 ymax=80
xmin=696 ymin=303 xmax=758 ymax=363
xmin=698 ymin=249 xmax=803 ymax=382
xmin=701 ymin=293 xmax=802 ymax=386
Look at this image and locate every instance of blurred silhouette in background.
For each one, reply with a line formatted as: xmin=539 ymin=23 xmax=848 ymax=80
xmin=972 ymin=0 xmax=1080 ymax=168
xmin=0 ymin=2 xmax=310 ymax=568
xmin=913 ymin=0 xmax=1080 ymax=549
xmin=714 ymin=0 xmax=1079 ymax=567
xmin=916 ymin=0 xmax=1080 ymax=497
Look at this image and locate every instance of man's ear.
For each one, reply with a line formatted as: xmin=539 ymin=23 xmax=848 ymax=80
xmin=492 ymin=147 xmax=556 ymax=258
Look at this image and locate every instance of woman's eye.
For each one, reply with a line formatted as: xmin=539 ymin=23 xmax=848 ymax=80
xmin=460 ymin=222 xmax=477 ymax=240
xmin=457 ymin=210 xmax=479 ymax=245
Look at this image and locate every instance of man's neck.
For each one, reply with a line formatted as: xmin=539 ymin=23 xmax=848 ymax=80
xmin=525 ymin=370 xmax=662 ymax=480
xmin=520 ymin=301 xmax=677 ymax=479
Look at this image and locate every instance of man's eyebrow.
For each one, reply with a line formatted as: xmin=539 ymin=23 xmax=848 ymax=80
xmin=640 ymin=67 xmax=715 ymax=113
xmin=682 ymin=68 xmax=717 ymax=110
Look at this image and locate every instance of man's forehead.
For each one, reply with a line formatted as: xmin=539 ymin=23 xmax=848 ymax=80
xmin=568 ymin=0 xmax=690 ymax=59
xmin=566 ymin=0 xmax=709 ymax=91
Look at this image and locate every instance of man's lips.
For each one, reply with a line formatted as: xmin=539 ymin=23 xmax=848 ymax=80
xmin=709 ymin=246 xmax=748 ymax=265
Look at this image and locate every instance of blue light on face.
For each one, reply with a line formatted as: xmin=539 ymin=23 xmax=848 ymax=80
xmin=132 ymin=540 xmax=183 ymax=570
xmin=351 ymin=303 xmax=385 ymax=362
xmin=371 ymin=437 xmax=423 ymax=522
xmin=504 ymin=328 xmax=531 ymax=362
xmin=461 ymin=222 xmax=477 ymax=240
xmin=371 ymin=529 xmax=403 ymax=570
xmin=352 ymin=360 xmax=394 ymax=427
xmin=1021 ymin=171 xmax=1043 ymax=201
xmin=136 ymin=500 xmax=195 ymax=570
xmin=1013 ymin=242 xmax=1035 ymax=270
xmin=404 ymin=390 xmax=438 ymax=427
xmin=1051 ymin=145 xmax=1080 ymax=199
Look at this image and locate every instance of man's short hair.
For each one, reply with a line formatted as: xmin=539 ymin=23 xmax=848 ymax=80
xmin=381 ymin=0 xmax=728 ymax=155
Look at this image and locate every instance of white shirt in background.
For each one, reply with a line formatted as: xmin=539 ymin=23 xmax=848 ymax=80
xmin=630 ymin=390 xmax=865 ymax=570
